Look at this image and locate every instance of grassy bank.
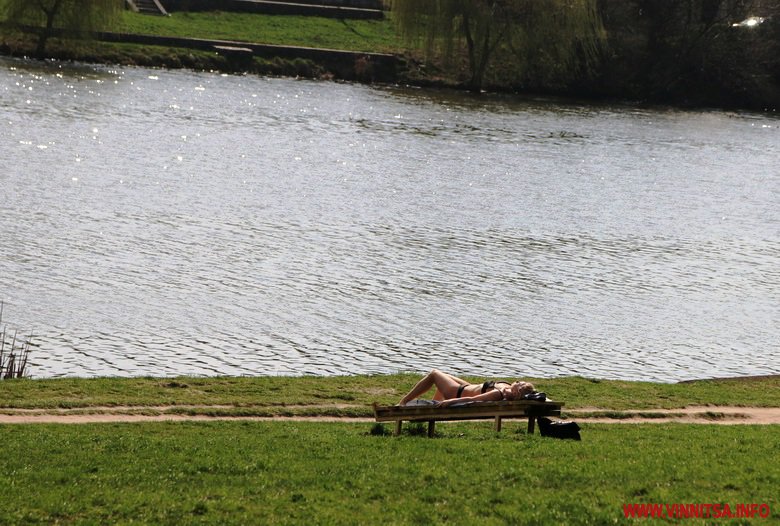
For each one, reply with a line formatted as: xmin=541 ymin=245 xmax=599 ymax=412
xmin=117 ymin=10 xmax=401 ymax=53
xmin=1 ymin=374 xmax=779 ymax=415
xmin=0 ymin=11 xmax=405 ymax=81
xmin=0 ymin=421 xmax=777 ymax=525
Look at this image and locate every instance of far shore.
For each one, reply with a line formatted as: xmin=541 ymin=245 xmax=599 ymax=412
xmin=2 ymin=18 xmax=778 ymax=112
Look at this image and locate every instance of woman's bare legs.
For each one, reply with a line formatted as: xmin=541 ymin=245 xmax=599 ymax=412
xmin=398 ymin=369 xmax=468 ymax=405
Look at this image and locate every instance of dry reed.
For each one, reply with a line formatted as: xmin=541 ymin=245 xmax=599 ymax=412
xmin=0 ymin=301 xmax=33 ymax=379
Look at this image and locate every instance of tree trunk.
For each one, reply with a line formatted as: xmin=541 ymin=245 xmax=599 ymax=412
xmin=462 ymin=11 xmax=478 ymax=88
xmin=469 ymin=26 xmax=492 ymax=92
xmin=35 ymin=29 xmax=51 ymax=57
xmin=36 ymin=0 xmax=63 ymax=57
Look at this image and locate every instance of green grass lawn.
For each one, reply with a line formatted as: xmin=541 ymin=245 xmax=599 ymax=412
xmin=0 ymin=375 xmax=777 ymax=524
xmin=1 ymin=374 xmax=778 ymax=413
xmin=0 ymin=421 xmax=776 ymax=525
xmin=117 ymin=10 xmax=402 ymax=53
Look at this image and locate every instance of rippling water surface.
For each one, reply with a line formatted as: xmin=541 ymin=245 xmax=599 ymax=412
xmin=1 ymin=56 xmax=777 ymax=381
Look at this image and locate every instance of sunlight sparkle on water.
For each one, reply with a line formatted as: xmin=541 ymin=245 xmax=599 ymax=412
xmin=2 ymin=61 xmax=777 ymax=381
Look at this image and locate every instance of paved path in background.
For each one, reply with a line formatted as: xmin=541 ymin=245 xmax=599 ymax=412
xmin=1 ymin=405 xmax=779 ymax=424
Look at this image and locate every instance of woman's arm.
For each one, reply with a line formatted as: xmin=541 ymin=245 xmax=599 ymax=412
xmin=437 ymin=389 xmax=503 ymax=407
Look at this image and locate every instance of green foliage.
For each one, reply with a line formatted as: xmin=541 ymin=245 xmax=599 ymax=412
xmin=598 ymin=0 xmax=780 ymax=106
xmin=0 ymin=0 xmax=122 ymax=55
xmin=1 ymin=0 xmax=121 ymax=30
xmin=0 ymin=421 xmax=776 ymax=524
xmin=389 ymin=0 xmax=606 ymax=90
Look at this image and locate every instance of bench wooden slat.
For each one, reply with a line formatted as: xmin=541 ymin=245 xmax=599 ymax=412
xmin=373 ymin=400 xmax=563 ymax=436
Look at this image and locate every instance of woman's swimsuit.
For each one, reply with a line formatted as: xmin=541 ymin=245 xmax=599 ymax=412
xmin=456 ymin=381 xmax=510 ymax=399
xmin=481 ymin=381 xmax=495 ymax=393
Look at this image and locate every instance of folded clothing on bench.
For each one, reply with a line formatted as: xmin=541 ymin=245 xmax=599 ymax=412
xmin=523 ymin=391 xmax=547 ymax=402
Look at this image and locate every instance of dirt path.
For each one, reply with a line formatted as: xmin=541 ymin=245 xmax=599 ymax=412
xmin=1 ymin=405 xmax=779 ymax=424
xmin=566 ymin=406 xmax=780 ymax=425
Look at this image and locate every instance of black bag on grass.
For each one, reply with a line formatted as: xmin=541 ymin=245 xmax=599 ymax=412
xmin=537 ymin=416 xmax=581 ymax=440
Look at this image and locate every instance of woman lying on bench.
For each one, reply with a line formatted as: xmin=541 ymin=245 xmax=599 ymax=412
xmin=398 ymin=369 xmax=537 ymax=407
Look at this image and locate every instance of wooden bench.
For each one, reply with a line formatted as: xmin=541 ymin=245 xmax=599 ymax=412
xmin=373 ymin=400 xmax=563 ymax=437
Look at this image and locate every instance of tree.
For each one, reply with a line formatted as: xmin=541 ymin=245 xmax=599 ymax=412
xmin=0 ymin=0 xmax=121 ymax=57
xmin=612 ymin=0 xmax=779 ymax=106
xmin=389 ymin=0 xmax=605 ymax=92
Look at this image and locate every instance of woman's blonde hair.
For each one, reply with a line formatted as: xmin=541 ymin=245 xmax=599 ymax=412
xmin=505 ymin=381 xmax=534 ymax=400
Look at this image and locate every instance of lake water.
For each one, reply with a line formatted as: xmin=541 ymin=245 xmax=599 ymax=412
xmin=1 ymin=56 xmax=777 ymax=382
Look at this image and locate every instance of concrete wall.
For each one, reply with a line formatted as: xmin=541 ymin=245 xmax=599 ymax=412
xmin=96 ymin=31 xmax=398 ymax=81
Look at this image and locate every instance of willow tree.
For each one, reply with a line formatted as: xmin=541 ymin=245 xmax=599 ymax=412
xmin=389 ymin=0 xmax=605 ymax=92
xmin=0 ymin=0 xmax=122 ymax=57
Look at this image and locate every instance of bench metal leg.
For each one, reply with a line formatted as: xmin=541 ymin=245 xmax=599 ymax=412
xmin=427 ymin=420 xmax=435 ymax=437
xmin=394 ymin=421 xmax=402 ymax=436
xmin=494 ymin=416 xmax=502 ymax=432
xmin=527 ymin=416 xmax=535 ymax=434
